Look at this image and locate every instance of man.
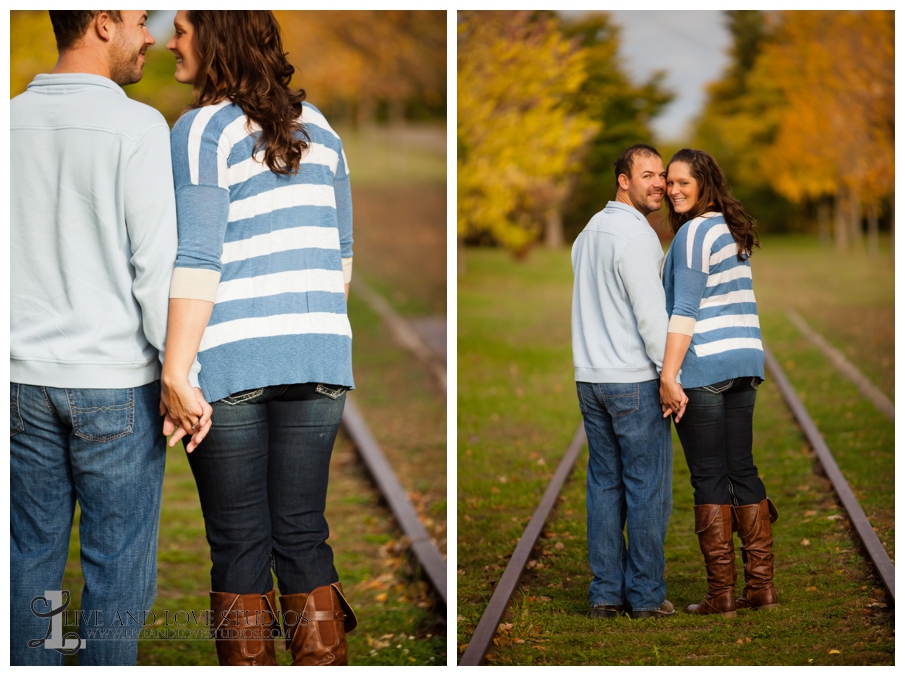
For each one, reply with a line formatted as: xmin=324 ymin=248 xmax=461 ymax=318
xmin=10 ymin=10 xmax=189 ymax=665
xmin=571 ymin=143 xmax=685 ymax=620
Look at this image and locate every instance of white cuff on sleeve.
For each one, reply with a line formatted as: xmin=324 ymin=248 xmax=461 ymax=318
xmin=169 ymin=268 xmax=221 ymax=302
xmin=342 ymin=257 xmax=353 ymax=284
xmin=668 ymin=315 xmax=696 ymax=336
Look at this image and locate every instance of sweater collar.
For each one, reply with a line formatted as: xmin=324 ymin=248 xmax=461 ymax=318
xmin=27 ymin=73 xmax=126 ymax=97
xmin=605 ymin=200 xmax=649 ymax=223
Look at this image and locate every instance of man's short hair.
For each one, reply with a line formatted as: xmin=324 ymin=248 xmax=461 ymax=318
xmin=613 ymin=143 xmax=661 ymax=187
xmin=49 ymin=10 xmax=123 ymax=52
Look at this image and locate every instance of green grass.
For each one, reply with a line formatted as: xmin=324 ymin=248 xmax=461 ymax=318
xmin=457 ymin=238 xmax=893 ymax=665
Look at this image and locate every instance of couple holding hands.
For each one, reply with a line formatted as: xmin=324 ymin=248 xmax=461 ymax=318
xmin=572 ymin=143 xmax=778 ymax=621
xmin=11 ymin=10 xmax=354 ymax=666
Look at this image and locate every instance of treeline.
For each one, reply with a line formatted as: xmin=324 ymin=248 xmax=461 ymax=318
xmin=458 ymin=10 xmax=893 ymax=257
xmin=694 ymin=10 xmax=893 ymax=252
xmin=9 ymin=10 xmax=446 ymax=127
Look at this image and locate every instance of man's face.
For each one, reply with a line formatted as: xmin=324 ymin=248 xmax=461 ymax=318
xmin=619 ymin=155 xmax=666 ymax=216
xmin=109 ymin=10 xmax=155 ymax=86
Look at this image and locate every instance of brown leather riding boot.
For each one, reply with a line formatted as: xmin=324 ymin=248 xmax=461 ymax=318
xmin=687 ymin=504 xmax=737 ymax=617
xmin=280 ymin=582 xmax=358 ymax=666
xmin=734 ymin=498 xmax=779 ymax=610
xmin=210 ymin=590 xmax=279 ymax=666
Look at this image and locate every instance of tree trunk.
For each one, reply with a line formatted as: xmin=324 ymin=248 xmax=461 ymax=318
xmin=544 ymin=207 xmax=564 ymax=249
xmin=834 ymin=189 xmax=849 ymax=252
xmin=849 ymin=188 xmax=863 ymax=251
xmin=817 ymin=198 xmax=831 ymax=245
xmin=866 ymin=202 xmax=879 ymax=258
xmin=458 ymin=236 xmax=467 ymax=276
xmin=891 ymin=193 xmax=895 ymax=260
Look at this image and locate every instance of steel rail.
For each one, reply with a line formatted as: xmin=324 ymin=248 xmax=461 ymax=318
xmin=341 ymin=396 xmax=447 ymax=605
xmin=785 ymin=309 xmax=894 ymax=419
xmin=459 ymin=423 xmax=587 ymax=666
xmin=764 ymin=344 xmax=894 ymax=603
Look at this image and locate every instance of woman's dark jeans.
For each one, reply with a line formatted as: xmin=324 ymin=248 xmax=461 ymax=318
xmin=187 ymin=383 xmax=346 ymax=595
xmin=675 ymin=377 xmax=767 ymax=506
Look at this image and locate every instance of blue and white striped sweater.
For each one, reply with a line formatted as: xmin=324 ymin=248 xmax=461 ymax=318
xmin=170 ymin=100 xmax=353 ymax=403
xmin=662 ymin=212 xmax=764 ymax=389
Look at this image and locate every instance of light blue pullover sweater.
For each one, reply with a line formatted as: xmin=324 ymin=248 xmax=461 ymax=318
xmin=10 ymin=74 xmax=177 ymax=388
xmin=571 ymin=201 xmax=669 ymax=383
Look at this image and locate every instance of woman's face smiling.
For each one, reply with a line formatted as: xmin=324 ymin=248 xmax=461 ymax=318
xmin=667 ymin=161 xmax=700 ymax=214
xmin=166 ymin=10 xmax=199 ymax=85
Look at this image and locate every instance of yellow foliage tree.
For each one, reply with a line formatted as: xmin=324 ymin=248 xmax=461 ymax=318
xmin=457 ymin=11 xmax=599 ymax=255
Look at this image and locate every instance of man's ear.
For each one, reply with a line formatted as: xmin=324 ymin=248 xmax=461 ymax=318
xmin=617 ymin=174 xmax=630 ymax=191
xmin=94 ymin=11 xmax=114 ymax=43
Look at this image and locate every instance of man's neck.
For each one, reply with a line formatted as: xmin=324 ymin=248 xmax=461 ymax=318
xmin=52 ymin=49 xmax=112 ymax=80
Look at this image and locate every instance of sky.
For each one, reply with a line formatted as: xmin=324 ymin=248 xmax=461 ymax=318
xmin=567 ymin=10 xmax=733 ymax=143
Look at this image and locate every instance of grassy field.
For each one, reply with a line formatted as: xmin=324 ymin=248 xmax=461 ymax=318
xmin=456 ymin=236 xmax=894 ymax=665
xmin=56 ymin=124 xmax=447 ymax=666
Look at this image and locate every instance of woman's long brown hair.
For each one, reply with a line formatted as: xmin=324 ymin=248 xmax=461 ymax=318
xmin=665 ymin=148 xmax=759 ymax=259
xmin=186 ymin=10 xmax=308 ymax=175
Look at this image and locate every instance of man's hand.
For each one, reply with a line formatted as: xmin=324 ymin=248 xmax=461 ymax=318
xmin=659 ymin=377 xmax=689 ymax=423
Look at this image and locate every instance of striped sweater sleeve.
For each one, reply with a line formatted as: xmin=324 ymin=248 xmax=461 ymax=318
xmin=169 ymin=106 xmax=231 ymax=302
xmin=668 ymin=220 xmax=709 ymax=336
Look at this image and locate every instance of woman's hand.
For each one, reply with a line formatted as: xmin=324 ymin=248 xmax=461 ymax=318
xmin=660 ymin=377 xmax=689 ymax=422
xmin=164 ymin=387 xmax=212 ymax=453
xmin=161 ymin=379 xmax=212 ymax=451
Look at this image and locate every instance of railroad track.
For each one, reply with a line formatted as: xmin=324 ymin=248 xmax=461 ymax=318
xmin=459 ymin=333 xmax=894 ymax=666
xmin=341 ymin=278 xmax=448 ymax=605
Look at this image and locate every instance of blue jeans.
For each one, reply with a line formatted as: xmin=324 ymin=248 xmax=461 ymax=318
xmin=675 ymin=377 xmax=766 ymax=506
xmin=577 ymin=379 xmax=672 ymax=612
xmin=9 ymin=382 xmax=165 ymax=666
xmin=186 ymin=383 xmax=346 ymax=595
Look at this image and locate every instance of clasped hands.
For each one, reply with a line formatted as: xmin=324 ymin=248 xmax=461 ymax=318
xmin=659 ymin=377 xmax=689 ymax=423
xmin=160 ymin=377 xmax=212 ymax=453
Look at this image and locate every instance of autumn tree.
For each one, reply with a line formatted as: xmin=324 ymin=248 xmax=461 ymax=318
xmin=754 ymin=10 xmax=893 ymax=252
xmin=694 ymin=10 xmax=894 ymax=251
xmin=457 ymin=11 xmax=599 ymax=258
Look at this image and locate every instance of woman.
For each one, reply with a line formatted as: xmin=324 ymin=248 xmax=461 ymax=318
xmin=159 ymin=10 xmax=356 ymax=665
xmin=659 ymin=148 xmax=777 ymax=617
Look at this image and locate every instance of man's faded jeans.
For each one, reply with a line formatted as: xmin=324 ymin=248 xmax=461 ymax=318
xmin=9 ymin=382 xmax=165 ymax=666
xmin=577 ymin=378 xmax=672 ymax=612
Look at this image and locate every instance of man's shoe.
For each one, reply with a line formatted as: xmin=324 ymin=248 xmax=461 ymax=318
xmin=589 ymin=603 xmax=625 ymax=619
xmin=630 ymin=600 xmax=675 ymax=619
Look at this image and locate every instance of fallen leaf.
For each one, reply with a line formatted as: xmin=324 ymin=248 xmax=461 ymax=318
xmin=555 ymin=542 xmax=565 ymax=551
xmin=828 ymin=649 xmax=841 ymax=655
xmin=458 ymin=643 xmax=468 ymax=653
xmin=801 ymin=538 xmax=811 ymax=546
xmin=539 ymin=596 xmax=552 ymax=602
xmin=827 ymin=514 xmax=843 ymax=520
xmin=375 ymin=592 xmax=388 ymax=603
xmin=498 ymin=623 xmax=513 ymax=633
xmin=745 ymin=637 xmax=751 ymax=643
xmin=736 ymin=639 xmax=744 ymax=644
xmin=537 ymin=458 xmax=546 ymax=466
xmin=807 ymin=586 xmax=817 ymax=592
xmin=804 ymin=510 xmax=817 ymax=517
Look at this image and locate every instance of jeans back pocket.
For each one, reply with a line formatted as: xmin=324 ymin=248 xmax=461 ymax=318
xmin=219 ymin=388 xmax=265 ymax=406
xmin=315 ymin=384 xmax=348 ymax=400
xmin=602 ymin=383 xmax=640 ymax=417
xmin=68 ymin=388 xmax=134 ymax=443
xmin=10 ymin=383 xmax=24 ymax=437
